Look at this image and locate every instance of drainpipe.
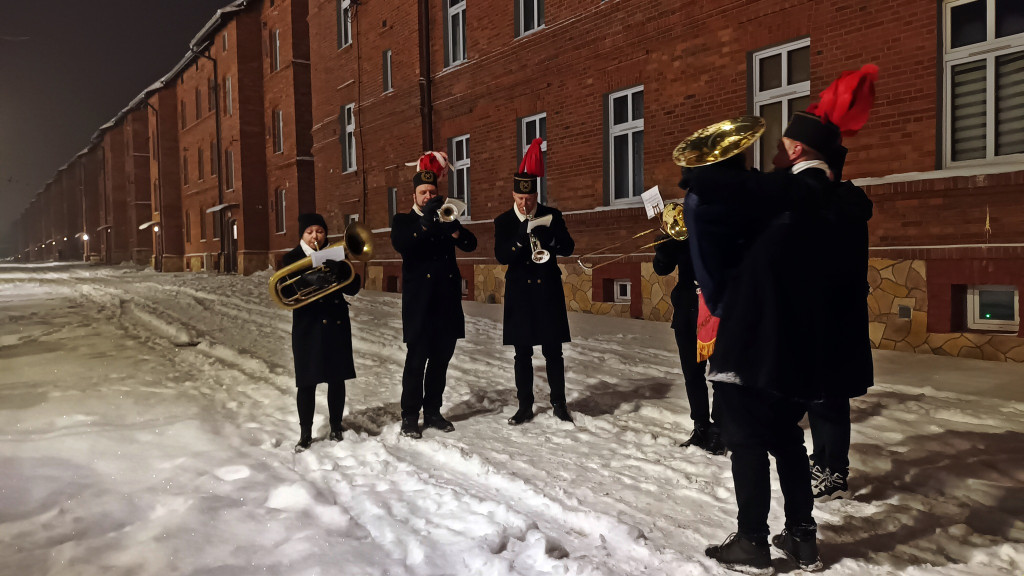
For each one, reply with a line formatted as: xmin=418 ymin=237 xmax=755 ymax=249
xmin=417 ymin=0 xmax=433 ymax=152
xmin=190 ymin=46 xmax=227 ymax=271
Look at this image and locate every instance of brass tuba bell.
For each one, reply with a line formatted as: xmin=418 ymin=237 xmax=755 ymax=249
xmin=672 ymin=116 xmax=766 ymax=168
xmin=268 ymin=221 xmax=374 ymax=310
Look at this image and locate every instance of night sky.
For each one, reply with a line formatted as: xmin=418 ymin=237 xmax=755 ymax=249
xmin=0 ymin=0 xmax=232 ymax=251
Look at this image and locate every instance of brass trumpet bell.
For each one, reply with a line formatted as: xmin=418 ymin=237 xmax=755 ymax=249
xmin=268 ymin=221 xmax=374 ymax=310
xmin=672 ymin=116 xmax=766 ymax=168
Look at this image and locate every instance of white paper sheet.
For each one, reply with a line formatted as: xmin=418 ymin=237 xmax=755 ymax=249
xmin=311 ymin=245 xmax=346 ymax=268
xmin=641 ymin=185 xmax=665 ymax=219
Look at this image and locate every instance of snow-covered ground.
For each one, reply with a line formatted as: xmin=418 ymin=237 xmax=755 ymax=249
xmin=1 ymin=262 xmax=1022 ymax=576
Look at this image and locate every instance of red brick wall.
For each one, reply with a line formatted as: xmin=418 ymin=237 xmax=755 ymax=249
xmin=102 ymin=128 xmax=131 ymax=264
xmin=149 ymin=87 xmax=185 ymax=269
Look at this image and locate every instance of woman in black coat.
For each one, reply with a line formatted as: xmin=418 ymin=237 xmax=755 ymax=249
xmin=282 ymin=213 xmax=360 ymax=452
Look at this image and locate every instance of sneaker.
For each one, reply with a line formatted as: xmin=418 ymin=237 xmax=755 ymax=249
xmin=400 ymin=417 xmax=422 ymax=439
xmin=552 ymin=403 xmax=574 ymax=423
xmin=810 ymin=463 xmax=826 ymax=489
xmin=294 ymin=433 xmax=313 ymax=453
xmin=705 ymin=533 xmax=774 ymax=576
xmin=423 ymin=413 xmax=455 ymax=432
xmin=813 ymin=470 xmax=850 ymax=501
xmin=772 ymin=530 xmax=823 ymax=571
xmin=508 ymin=407 xmax=535 ymax=426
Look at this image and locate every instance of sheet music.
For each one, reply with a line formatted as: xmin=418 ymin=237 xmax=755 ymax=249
xmin=526 ymin=214 xmax=553 ymax=233
xmin=641 ymin=185 xmax=665 ymax=219
xmin=311 ymin=245 xmax=346 ymax=268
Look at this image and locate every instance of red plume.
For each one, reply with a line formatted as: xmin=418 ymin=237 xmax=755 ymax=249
xmin=807 ymin=64 xmax=879 ymax=137
xmin=518 ymin=138 xmax=545 ymax=177
xmin=406 ymin=151 xmax=450 ymax=178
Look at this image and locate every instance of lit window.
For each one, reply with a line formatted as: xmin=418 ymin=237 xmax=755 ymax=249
xmin=967 ymin=285 xmax=1020 ymax=331
xmin=607 ymin=86 xmax=644 ymax=202
xmin=751 ymin=39 xmax=811 ymax=170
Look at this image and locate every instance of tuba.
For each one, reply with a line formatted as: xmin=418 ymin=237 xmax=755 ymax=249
xmin=268 ymin=221 xmax=374 ymax=310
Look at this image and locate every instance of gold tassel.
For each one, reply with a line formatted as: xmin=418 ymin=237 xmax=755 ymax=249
xmin=697 ymin=339 xmax=716 ymax=363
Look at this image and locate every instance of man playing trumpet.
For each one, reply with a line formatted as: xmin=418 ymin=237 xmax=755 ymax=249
xmin=390 ymin=153 xmax=477 ymax=438
xmin=494 ymin=138 xmax=576 ymax=425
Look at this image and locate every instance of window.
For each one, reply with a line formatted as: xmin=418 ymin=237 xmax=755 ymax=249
xmin=225 ymin=149 xmax=235 ymax=190
xmin=211 ymin=140 xmax=218 ymax=176
xmin=383 ymin=49 xmax=393 ymax=93
xmin=344 ymin=214 xmax=359 ymax=226
xmin=943 ymin=0 xmax=1024 ymax=165
xmin=183 ymin=153 xmax=190 ymax=185
xmin=752 ymin=39 xmax=811 ymax=169
xmin=272 ymin=109 xmax=284 ymax=154
xmin=185 ymin=210 xmax=192 ymax=243
xmin=520 ymin=113 xmax=547 ymax=204
xmin=198 ymin=146 xmax=205 ymax=180
xmin=449 ymin=134 xmax=470 ymax=214
xmin=342 ymin=104 xmax=356 ymax=172
xmin=967 ymin=285 xmax=1020 ymax=331
xmin=444 ymin=0 xmax=467 ymax=67
xmin=388 ymin=186 xmax=399 ymax=220
xmin=195 ymin=87 xmax=202 ymax=121
xmin=212 ymin=211 xmax=222 ymax=240
xmin=181 ymin=100 xmax=187 ymax=129
xmin=337 ymin=0 xmax=352 ymax=49
xmin=607 ymin=86 xmax=644 ymax=202
xmin=200 ymin=207 xmax=208 ymax=241
xmin=516 ymin=0 xmax=544 ymax=37
xmin=271 ymin=29 xmax=281 ymax=71
xmin=208 ymin=77 xmax=216 ymax=113
xmin=222 ymin=31 xmax=228 ymax=53
xmin=224 ymin=76 xmax=233 ymax=116
xmin=613 ymin=279 xmax=631 ymax=303
xmin=275 ymin=188 xmax=287 ymax=233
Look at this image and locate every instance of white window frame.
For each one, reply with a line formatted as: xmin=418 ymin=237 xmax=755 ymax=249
xmin=388 ymin=186 xmax=399 ymax=219
xmin=613 ymin=279 xmax=631 ymax=303
xmin=273 ymin=109 xmax=284 ymax=154
xmin=517 ymin=0 xmax=544 ymax=37
xmin=383 ymin=49 xmax=393 ymax=93
xmin=942 ymin=0 xmax=1024 ymax=167
xmin=607 ymin=86 xmax=644 ymax=203
xmin=450 ymin=134 xmax=471 ymax=215
xmin=222 ymin=31 xmax=228 ymax=53
xmin=446 ymin=0 xmax=467 ymax=67
xmin=271 ymin=29 xmax=281 ymax=72
xmin=520 ymin=113 xmax=547 ymax=204
xmin=225 ymin=76 xmax=233 ymax=116
xmin=752 ymin=38 xmax=811 ymax=169
xmin=275 ymin=188 xmax=287 ymax=233
xmin=342 ymin=104 xmax=356 ymax=172
xmin=338 ymin=0 xmax=352 ymax=49
xmin=967 ymin=285 xmax=1020 ymax=332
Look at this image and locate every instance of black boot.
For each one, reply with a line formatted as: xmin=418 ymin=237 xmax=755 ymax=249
xmin=680 ymin=421 xmax=711 ymax=448
xmin=705 ymin=533 xmax=774 ymax=576
xmin=772 ymin=529 xmax=822 ymax=571
xmin=508 ymin=406 xmax=534 ymax=426
xmin=552 ymin=403 xmax=574 ymax=423
xmin=423 ymin=412 xmax=455 ymax=432
xmin=294 ymin=426 xmax=313 ymax=453
xmin=705 ymin=424 xmax=727 ymax=456
xmin=400 ymin=417 xmax=422 ymax=439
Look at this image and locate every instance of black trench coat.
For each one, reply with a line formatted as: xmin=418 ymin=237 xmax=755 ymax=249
xmin=282 ymin=244 xmax=359 ymax=387
xmin=494 ymin=204 xmax=575 ymax=346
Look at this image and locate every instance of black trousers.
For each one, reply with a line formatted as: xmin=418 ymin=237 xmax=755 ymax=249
xmin=673 ymin=322 xmax=711 ymax=424
xmin=513 ymin=342 xmax=566 ymax=407
xmin=808 ymin=397 xmax=851 ymax=476
xmin=296 ymin=381 xmax=346 ymax=431
xmin=401 ymin=337 xmax=458 ymax=419
xmin=714 ymin=382 xmax=815 ymax=542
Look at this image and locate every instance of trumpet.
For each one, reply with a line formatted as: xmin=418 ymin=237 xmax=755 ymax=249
xmin=268 ymin=221 xmax=374 ymax=309
xmin=438 ymin=198 xmax=467 ymax=222
xmin=577 ymin=202 xmax=688 ymax=271
xmin=527 ymin=214 xmax=553 ymax=264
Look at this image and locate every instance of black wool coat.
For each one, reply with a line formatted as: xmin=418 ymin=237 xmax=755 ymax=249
xmin=652 ymin=237 xmax=699 ymax=331
xmin=494 ymin=204 xmax=575 ymax=346
xmin=686 ymin=163 xmax=874 ymax=401
xmin=282 ymin=243 xmax=360 ymax=387
xmin=390 ymin=211 xmax=478 ymax=343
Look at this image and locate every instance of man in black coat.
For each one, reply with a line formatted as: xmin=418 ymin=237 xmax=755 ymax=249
xmin=494 ymin=140 xmax=576 ymax=425
xmin=694 ymin=112 xmax=873 ymax=574
xmin=390 ymin=167 xmax=477 ymax=439
xmin=281 ymin=213 xmax=360 ymax=452
xmin=652 ymin=235 xmax=722 ymax=454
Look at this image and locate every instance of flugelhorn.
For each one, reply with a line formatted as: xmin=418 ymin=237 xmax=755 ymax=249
xmin=577 ymin=202 xmax=688 ymax=271
xmin=438 ymin=198 xmax=467 ymax=222
xmin=268 ymin=221 xmax=374 ymax=310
